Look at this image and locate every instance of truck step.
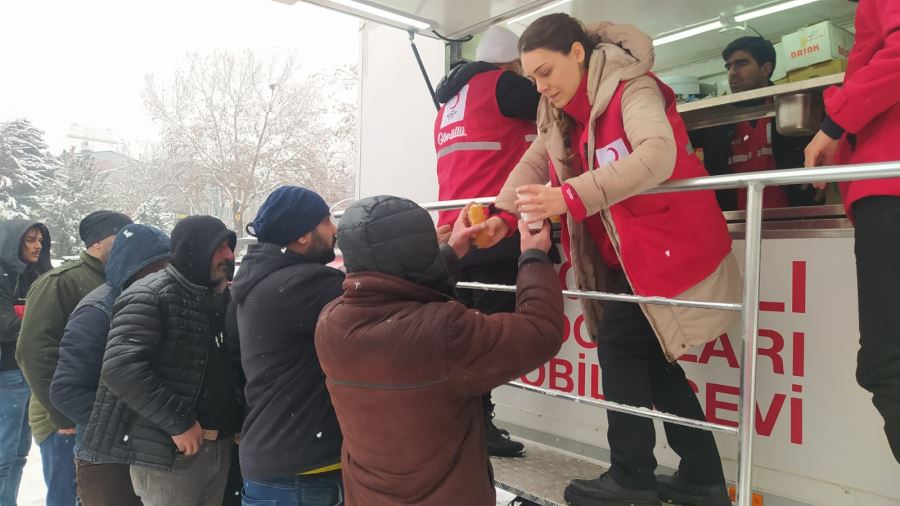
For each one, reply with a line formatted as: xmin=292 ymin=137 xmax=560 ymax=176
xmin=491 ymin=443 xmax=609 ymax=506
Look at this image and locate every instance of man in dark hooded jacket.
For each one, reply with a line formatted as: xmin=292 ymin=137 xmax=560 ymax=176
xmin=232 ymin=186 xmax=345 ymax=504
xmin=0 ymin=219 xmax=51 ymax=506
xmin=50 ymin=223 xmax=171 ymax=506
xmin=315 ymin=196 xmax=564 ymax=506
xmin=17 ymin=210 xmax=132 ymax=506
xmin=76 ymin=216 xmax=242 ymax=506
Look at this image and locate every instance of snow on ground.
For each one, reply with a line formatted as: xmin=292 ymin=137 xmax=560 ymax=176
xmin=18 ymin=442 xmax=45 ymax=506
xmin=496 ymin=488 xmax=518 ymax=505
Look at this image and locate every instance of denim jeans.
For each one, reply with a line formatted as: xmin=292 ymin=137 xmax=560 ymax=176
xmin=0 ymin=369 xmax=31 ymax=506
xmin=39 ymin=432 xmax=78 ymax=506
xmin=242 ymin=472 xmax=343 ymax=506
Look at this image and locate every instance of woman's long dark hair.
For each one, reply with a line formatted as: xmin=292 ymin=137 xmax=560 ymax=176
xmin=518 ymin=13 xmax=594 ymax=64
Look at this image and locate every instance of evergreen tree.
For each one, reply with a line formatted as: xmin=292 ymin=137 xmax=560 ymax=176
xmin=0 ymin=119 xmax=59 ymax=219
xmin=133 ymin=196 xmax=177 ymax=233
xmin=40 ymin=149 xmax=111 ymax=257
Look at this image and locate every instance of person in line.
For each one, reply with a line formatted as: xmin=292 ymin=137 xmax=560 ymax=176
xmin=76 ymin=216 xmax=242 ymax=506
xmin=233 ymin=186 xmax=345 ymax=504
xmin=17 ymin=210 xmax=132 ymax=506
xmin=50 ymin=223 xmax=171 ymax=506
xmin=315 ymin=196 xmax=564 ymax=505
xmin=0 ymin=219 xmax=51 ymax=505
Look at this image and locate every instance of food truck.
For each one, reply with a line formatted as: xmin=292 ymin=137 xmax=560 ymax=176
xmin=271 ymin=1 xmax=899 ymax=504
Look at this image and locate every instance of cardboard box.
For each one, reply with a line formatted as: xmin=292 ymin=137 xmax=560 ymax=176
xmin=782 ymin=21 xmax=853 ymax=73
xmin=787 ymin=59 xmax=847 ymax=82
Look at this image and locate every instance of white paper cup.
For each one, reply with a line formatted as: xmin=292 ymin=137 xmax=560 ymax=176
xmin=517 ymin=191 xmax=544 ymax=232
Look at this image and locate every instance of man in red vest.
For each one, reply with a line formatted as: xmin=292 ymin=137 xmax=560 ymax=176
xmin=697 ymin=36 xmax=820 ymax=210
xmin=805 ymin=0 xmax=900 ymax=464
xmin=433 ymin=25 xmax=540 ymax=458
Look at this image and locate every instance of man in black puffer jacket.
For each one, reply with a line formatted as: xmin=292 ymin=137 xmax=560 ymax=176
xmin=232 ymin=186 xmax=345 ymax=504
xmin=77 ymin=216 xmax=242 ymax=506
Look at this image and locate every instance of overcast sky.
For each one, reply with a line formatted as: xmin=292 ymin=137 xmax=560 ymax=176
xmin=0 ymin=0 xmax=361 ymax=154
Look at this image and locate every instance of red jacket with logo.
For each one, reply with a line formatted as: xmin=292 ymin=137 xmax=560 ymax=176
xmin=558 ymin=75 xmax=732 ymax=298
xmin=434 ymin=70 xmax=536 ymax=227
xmin=828 ymin=0 xmax=900 ymax=218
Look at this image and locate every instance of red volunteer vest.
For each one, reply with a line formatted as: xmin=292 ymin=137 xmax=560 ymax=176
xmin=552 ymin=75 xmax=732 ymax=298
xmin=729 ymin=117 xmax=789 ymax=209
xmin=434 ymin=70 xmax=536 ymax=227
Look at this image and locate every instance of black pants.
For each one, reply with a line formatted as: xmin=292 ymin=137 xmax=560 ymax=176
xmin=222 ymin=440 xmax=242 ymax=505
xmin=459 ymin=254 xmax=519 ymax=412
xmin=854 ymin=196 xmax=900 ymax=463
xmin=596 ymin=283 xmax=725 ymax=489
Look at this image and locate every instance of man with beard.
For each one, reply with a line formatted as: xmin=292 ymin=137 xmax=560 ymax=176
xmin=695 ymin=36 xmax=819 ymax=211
xmin=76 ymin=216 xmax=242 ymax=506
xmin=232 ymin=186 xmax=345 ymax=504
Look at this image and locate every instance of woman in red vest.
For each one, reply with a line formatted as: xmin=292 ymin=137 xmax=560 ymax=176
xmin=485 ymin=14 xmax=740 ymax=506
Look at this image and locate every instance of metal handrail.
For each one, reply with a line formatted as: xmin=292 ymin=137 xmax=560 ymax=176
xmin=506 ymin=381 xmax=739 ymax=435
xmin=331 ymin=160 xmax=900 ymax=218
xmin=649 ymin=160 xmax=900 ymax=193
xmin=337 ymin=160 xmax=900 ymax=506
xmin=457 ymin=281 xmax=742 ymax=311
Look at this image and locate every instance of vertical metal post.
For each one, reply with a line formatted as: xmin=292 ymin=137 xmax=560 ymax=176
xmin=448 ymin=40 xmax=463 ymax=67
xmin=736 ymin=182 xmax=764 ymax=506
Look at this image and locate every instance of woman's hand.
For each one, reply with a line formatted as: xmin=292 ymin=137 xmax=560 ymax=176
xmin=479 ymin=216 xmax=510 ymax=248
xmin=436 ymin=224 xmax=452 ymax=244
xmin=515 ymin=184 xmax=567 ymax=223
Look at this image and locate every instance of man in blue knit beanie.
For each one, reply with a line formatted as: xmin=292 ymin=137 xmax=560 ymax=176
xmin=231 ymin=186 xmax=345 ymax=502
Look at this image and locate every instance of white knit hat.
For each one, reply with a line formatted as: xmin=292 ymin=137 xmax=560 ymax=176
xmin=476 ymin=26 xmax=520 ymax=64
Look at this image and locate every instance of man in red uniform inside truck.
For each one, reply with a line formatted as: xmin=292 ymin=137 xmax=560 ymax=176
xmin=432 ymin=25 xmax=541 ymax=457
xmin=697 ymin=36 xmax=821 ymax=211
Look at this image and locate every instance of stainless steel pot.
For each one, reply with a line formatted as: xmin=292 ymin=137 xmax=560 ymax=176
xmin=774 ymin=92 xmax=824 ymax=137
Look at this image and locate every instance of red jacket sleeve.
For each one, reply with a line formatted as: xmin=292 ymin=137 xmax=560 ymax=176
xmin=561 ymin=183 xmax=588 ymax=222
xmin=824 ymin=0 xmax=900 ymax=133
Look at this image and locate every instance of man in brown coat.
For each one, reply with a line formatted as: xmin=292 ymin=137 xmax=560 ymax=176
xmin=315 ymin=196 xmax=564 ymax=505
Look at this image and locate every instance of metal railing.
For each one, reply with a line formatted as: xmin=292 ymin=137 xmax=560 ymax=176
xmin=333 ymin=160 xmax=900 ymax=506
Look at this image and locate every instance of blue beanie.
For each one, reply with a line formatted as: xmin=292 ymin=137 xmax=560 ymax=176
xmin=247 ymin=186 xmax=330 ymax=246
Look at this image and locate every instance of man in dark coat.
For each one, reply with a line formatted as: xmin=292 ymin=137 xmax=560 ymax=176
xmin=233 ymin=186 xmax=345 ymax=504
xmin=315 ymin=196 xmax=564 ymax=506
xmin=76 ymin=216 xmax=241 ymax=506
